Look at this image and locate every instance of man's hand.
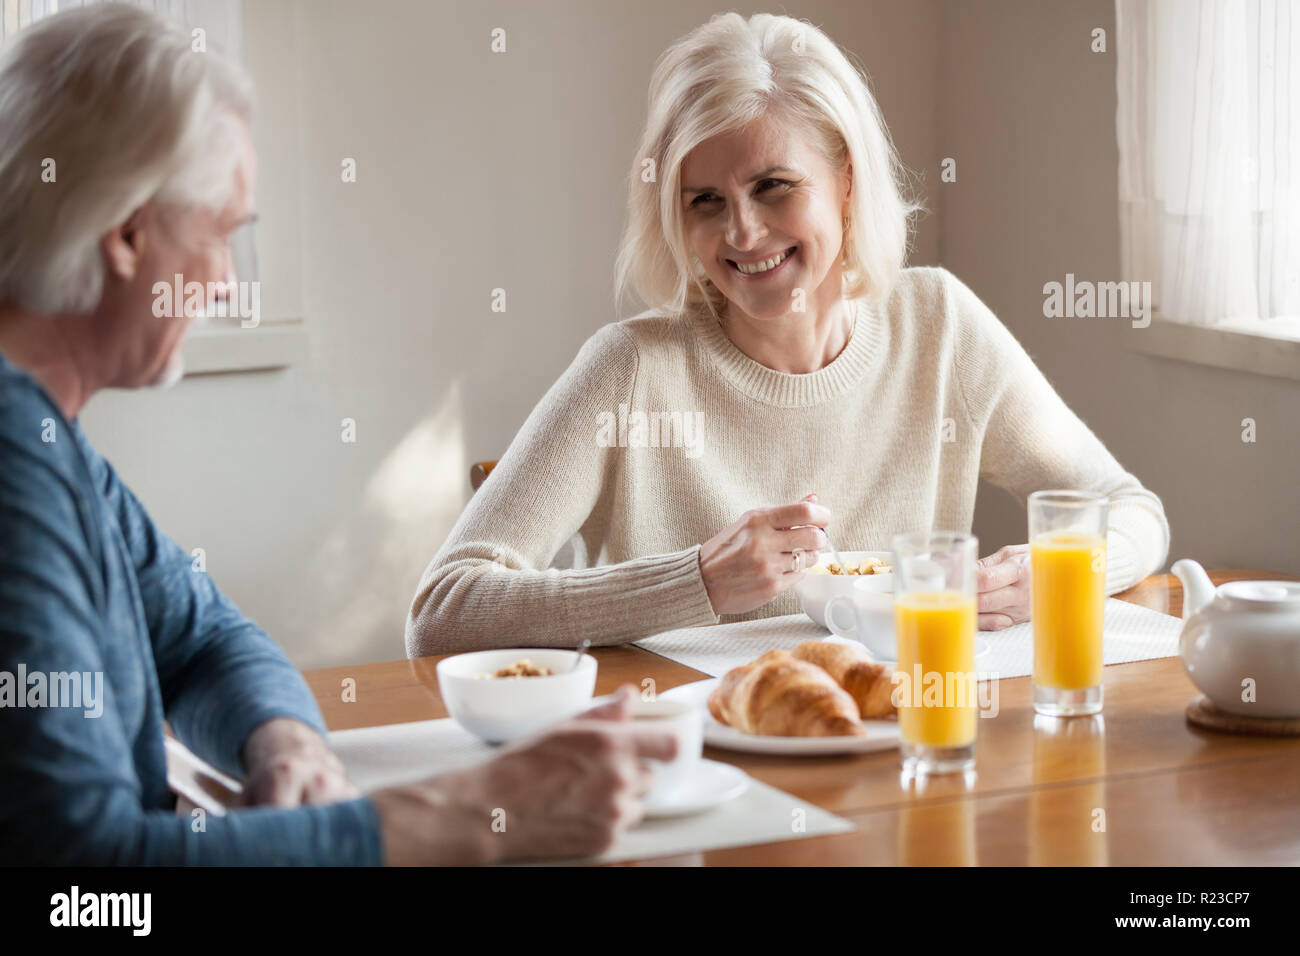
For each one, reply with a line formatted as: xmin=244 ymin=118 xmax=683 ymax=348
xmin=370 ymin=685 xmax=676 ymax=865
xmin=240 ymin=717 xmax=359 ymax=808
xmin=976 ymin=544 xmax=1032 ymax=630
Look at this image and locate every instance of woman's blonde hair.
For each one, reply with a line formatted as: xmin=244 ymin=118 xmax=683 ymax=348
xmin=614 ymin=12 xmax=923 ymax=318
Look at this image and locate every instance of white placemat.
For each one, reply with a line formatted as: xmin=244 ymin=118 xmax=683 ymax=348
xmin=636 ymin=599 xmax=1183 ymax=680
xmin=328 ymin=717 xmax=854 ymax=865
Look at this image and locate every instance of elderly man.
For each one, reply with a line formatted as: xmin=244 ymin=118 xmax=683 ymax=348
xmin=0 ymin=4 xmax=671 ymax=865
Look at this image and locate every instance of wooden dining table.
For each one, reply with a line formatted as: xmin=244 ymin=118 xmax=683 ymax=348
xmin=303 ymin=569 xmax=1300 ymax=865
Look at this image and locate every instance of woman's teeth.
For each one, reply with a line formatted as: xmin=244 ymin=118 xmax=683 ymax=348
xmin=733 ymin=247 xmax=793 ymax=275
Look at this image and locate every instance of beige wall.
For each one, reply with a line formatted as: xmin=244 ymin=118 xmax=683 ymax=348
xmin=938 ymin=0 xmax=1300 ymax=578
xmin=80 ymin=0 xmax=942 ymax=669
xmin=79 ymin=0 xmax=1296 ymax=671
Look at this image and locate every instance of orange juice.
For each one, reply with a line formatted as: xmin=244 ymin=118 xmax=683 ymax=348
xmin=1031 ymin=532 xmax=1105 ymax=689
xmin=894 ymin=591 xmax=977 ymax=748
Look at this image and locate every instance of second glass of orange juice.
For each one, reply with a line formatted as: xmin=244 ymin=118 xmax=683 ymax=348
xmin=1029 ymin=490 xmax=1108 ymax=717
xmin=892 ymin=531 xmax=979 ymax=774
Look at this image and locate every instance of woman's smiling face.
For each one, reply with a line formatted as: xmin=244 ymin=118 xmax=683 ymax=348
xmin=680 ymin=111 xmax=850 ymax=321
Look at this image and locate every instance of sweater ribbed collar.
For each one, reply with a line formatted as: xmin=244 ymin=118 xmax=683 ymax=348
xmin=685 ymin=297 xmax=881 ymax=407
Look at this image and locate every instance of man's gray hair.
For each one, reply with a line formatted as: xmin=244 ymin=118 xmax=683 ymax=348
xmin=0 ymin=4 xmax=252 ymax=315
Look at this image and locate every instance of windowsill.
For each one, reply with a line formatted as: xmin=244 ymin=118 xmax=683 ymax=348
xmin=182 ymin=319 xmax=307 ymax=376
xmin=1125 ymin=315 xmax=1300 ymax=382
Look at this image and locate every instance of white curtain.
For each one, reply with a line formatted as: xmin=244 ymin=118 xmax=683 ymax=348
xmin=1116 ymin=0 xmax=1300 ymax=328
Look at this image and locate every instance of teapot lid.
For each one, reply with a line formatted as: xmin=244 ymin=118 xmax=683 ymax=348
xmin=1219 ymin=580 xmax=1300 ymax=607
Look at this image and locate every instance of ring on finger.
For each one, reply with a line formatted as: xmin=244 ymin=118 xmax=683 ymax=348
xmin=791 ymin=549 xmax=803 ymax=573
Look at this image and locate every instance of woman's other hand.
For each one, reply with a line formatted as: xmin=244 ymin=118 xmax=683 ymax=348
xmin=976 ymin=543 xmax=1032 ymax=630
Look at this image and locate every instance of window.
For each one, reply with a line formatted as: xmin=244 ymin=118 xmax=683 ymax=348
xmin=1116 ymin=0 xmax=1300 ymax=378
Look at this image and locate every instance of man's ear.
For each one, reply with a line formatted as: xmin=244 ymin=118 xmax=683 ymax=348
xmin=100 ymin=206 xmax=148 ymax=281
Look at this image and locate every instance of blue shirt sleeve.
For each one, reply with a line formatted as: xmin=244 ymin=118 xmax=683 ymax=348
xmin=82 ymin=438 xmax=330 ymax=779
xmin=0 ymin=381 xmax=384 ymax=865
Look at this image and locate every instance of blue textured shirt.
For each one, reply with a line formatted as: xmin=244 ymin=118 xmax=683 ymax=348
xmin=0 ymin=352 xmax=383 ymax=865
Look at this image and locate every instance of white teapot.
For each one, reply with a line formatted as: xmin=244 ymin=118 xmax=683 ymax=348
xmin=1172 ymin=559 xmax=1300 ymax=718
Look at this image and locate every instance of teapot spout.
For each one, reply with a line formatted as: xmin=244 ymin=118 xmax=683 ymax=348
xmin=1171 ymin=559 xmax=1215 ymax=620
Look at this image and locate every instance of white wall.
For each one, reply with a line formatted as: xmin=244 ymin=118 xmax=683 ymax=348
xmin=80 ymin=0 xmax=942 ymax=669
xmin=81 ymin=0 xmax=1294 ymax=671
xmin=937 ymin=0 xmax=1300 ymax=577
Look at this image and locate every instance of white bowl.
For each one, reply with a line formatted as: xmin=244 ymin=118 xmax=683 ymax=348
xmin=796 ymin=550 xmax=894 ymax=628
xmin=436 ymin=649 xmax=597 ymax=743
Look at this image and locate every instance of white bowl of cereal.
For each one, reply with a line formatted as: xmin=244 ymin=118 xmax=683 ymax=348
xmin=796 ymin=550 xmax=894 ymax=630
xmin=436 ymin=648 xmax=598 ymax=744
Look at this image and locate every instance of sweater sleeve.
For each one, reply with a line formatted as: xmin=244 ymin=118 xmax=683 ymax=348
xmin=943 ymin=270 xmax=1171 ymax=593
xmin=406 ymin=323 xmax=719 ymax=656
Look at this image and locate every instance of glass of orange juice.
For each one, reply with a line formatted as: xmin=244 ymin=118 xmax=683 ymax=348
xmin=1029 ymin=490 xmax=1108 ymax=717
xmin=891 ymin=531 xmax=979 ymax=774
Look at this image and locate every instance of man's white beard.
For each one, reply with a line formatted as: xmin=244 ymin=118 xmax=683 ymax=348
xmin=149 ymin=349 xmax=186 ymax=389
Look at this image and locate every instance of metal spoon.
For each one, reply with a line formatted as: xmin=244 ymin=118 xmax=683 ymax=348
xmin=822 ymin=529 xmax=848 ymax=573
xmin=571 ymin=639 xmax=591 ymax=672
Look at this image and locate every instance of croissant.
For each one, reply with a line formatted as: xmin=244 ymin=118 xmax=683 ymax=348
xmin=708 ymin=650 xmax=868 ymax=737
xmin=791 ymin=640 xmax=897 ymax=719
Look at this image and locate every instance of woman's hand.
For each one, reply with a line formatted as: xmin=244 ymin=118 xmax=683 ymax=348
xmin=699 ymin=493 xmax=831 ymax=616
xmin=976 ymin=543 xmax=1032 ymax=630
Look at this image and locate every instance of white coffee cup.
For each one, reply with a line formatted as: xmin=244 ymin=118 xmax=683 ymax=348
xmin=824 ymin=583 xmax=898 ymax=661
xmin=626 ymin=696 xmax=703 ymax=796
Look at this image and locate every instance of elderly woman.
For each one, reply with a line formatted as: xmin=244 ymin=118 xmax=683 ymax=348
xmin=406 ymin=13 xmax=1169 ymax=655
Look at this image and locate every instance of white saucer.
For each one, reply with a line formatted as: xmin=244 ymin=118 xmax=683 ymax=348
xmin=640 ymin=759 xmax=749 ymax=818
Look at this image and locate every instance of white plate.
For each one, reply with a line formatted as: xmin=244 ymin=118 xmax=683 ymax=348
xmin=815 ymin=634 xmax=992 ymax=667
xmin=658 ymin=678 xmax=902 ymax=756
xmin=640 ymin=759 xmax=749 ymax=818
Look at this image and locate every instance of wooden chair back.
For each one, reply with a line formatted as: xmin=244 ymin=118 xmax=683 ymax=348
xmin=470 ymin=460 xmax=498 ymax=491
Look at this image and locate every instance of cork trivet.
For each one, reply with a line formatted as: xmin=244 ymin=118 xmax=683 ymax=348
xmin=1185 ymin=695 xmax=1300 ymax=737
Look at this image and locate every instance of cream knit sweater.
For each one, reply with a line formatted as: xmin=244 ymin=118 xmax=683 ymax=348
xmin=406 ymin=267 xmax=1170 ymax=655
